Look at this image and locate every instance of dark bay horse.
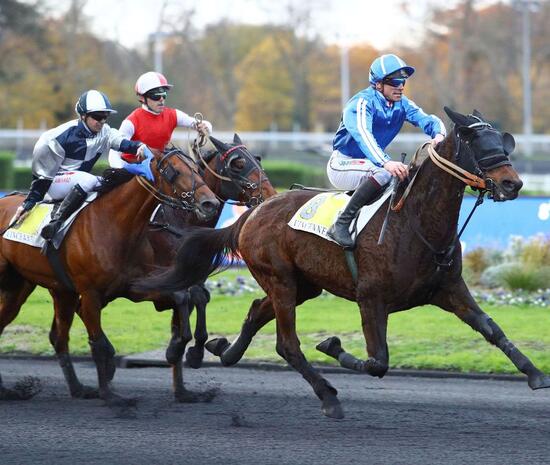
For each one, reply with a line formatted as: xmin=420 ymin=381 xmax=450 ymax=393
xmin=42 ymin=135 xmax=276 ymax=403
xmin=0 ymin=148 xmax=219 ymax=405
xmin=133 ymin=107 xmax=550 ymax=419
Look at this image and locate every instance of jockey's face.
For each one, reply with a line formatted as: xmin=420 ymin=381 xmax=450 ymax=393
xmin=141 ymin=87 xmax=167 ymax=114
xmin=376 ymin=79 xmax=406 ymax=103
xmin=83 ymin=112 xmax=108 ymax=133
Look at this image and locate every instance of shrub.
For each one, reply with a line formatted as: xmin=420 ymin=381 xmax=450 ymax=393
xmin=519 ymin=235 xmax=550 ymax=268
xmin=0 ymin=151 xmax=15 ymax=189
xmin=479 ymin=262 xmax=521 ymax=288
xmin=501 ymin=266 xmax=550 ymax=292
xmin=13 ymin=166 xmax=32 ymax=190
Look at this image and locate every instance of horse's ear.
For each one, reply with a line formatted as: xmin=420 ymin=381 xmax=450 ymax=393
xmin=472 ymin=109 xmax=486 ymax=121
xmin=209 ymin=136 xmax=229 ymax=153
xmin=444 ymin=106 xmax=470 ymax=127
xmin=502 ymin=132 xmax=516 ymax=155
xmin=233 ymin=133 xmax=243 ymax=145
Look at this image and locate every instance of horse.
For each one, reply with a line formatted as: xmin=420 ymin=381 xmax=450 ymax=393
xmin=0 ymin=148 xmax=219 ymax=406
xmin=132 ymin=107 xmax=550 ymax=419
xmin=45 ymin=135 xmax=277 ymax=403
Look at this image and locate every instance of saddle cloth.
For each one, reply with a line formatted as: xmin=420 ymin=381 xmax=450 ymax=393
xmin=3 ymin=192 xmax=98 ymax=249
xmin=288 ymin=189 xmax=391 ymax=243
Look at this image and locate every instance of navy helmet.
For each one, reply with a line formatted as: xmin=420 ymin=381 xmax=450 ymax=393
xmin=75 ymin=90 xmax=117 ymax=116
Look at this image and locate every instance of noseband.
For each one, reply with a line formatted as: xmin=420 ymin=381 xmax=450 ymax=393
xmin=138 ymin=149 xmax=206 ymax=212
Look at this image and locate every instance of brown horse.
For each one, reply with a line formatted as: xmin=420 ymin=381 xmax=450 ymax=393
xmin=132 ymin=107 xmax=550 ymax=419
xmin=0 ymin=148 xmax=219 ymax=406
xmin=39 ymin=135 xmax=275 ymax=403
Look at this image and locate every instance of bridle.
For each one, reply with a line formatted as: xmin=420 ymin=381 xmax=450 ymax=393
xmin=193 ymin=139 xmax=267 ymax=207
xmin=137 ymin=148 xmax=207 ymax=212
xmin=395 ymin=117 xmax=513 ymax=271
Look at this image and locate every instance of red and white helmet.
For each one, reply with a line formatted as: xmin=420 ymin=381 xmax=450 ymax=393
xmin=135 ymin=71 xmax=173 ymax=95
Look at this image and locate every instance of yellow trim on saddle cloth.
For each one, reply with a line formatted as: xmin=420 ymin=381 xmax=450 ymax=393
xmin=288 ymin=192 xmax=350 ymax=239
xmin=288 ymin=190 xmax=392 ymax=242
xmin=3 ymin=204 xmax=53 ymax=247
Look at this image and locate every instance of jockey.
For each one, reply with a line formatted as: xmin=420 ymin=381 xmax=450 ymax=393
xmin=326 ymin=54 xmax=447 ymax=248
xmin=108 ymin=71 xmax=212 ymax=169
xmin=14 ymin=89 xmax=149 ymax=239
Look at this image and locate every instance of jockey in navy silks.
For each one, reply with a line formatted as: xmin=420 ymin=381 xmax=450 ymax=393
xmin=13 ymin=90 xmax=151 ymax=239
xmin=326 ymin=54 xmax=447 ymax=248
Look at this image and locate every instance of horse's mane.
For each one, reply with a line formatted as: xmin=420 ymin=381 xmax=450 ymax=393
xmin=95 ymin=168 xmax=135 ymax=194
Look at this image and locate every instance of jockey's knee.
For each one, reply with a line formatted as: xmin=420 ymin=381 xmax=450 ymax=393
xmin=371 ymin=168 xmax=392 ymax=187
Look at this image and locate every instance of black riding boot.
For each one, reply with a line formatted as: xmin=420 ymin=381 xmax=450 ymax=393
xmin=327 ymin=177 xmax=382 ymax=249
xmin=41 ymin=184 xmax=87 ymax=240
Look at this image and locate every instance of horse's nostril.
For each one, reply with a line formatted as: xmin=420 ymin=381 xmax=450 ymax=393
xmin=201 ymin=200 xmax=219 ymax=213
xmin=502 ymin=179 xmax=523 ymax=193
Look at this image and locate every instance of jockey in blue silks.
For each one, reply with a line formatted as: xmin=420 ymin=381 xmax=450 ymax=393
xmin=326 ymin=54 xmax=447 ymax=248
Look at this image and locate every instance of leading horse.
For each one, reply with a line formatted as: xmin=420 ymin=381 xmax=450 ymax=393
xmin=0 ymin=148 xmax=219 ymax=406
xmin=132 ymin=107 xmax=550 ymax=419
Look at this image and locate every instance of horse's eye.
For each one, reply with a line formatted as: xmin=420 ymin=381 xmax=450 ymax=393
xmin=230 ymin=158 xmax=245 ymax=171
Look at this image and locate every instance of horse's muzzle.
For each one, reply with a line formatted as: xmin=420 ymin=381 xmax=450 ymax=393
xmin=197 ymin=198 xmax=220 ymax=221
xmin=491 ymin=177 xmax=523 ymax=201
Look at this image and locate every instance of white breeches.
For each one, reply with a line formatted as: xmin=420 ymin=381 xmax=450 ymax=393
xmin=326 ymin=150 xmax=391 ymax=190
xmin=46 ymin=171 xmax=100 ymax=200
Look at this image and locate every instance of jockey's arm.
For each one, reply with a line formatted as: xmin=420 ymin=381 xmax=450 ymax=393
xmin=176 ymin=110 xmax=212 ymax=135
xmin=403 ymin=97 xmax=446 ymax=144
xmin=108 ymin=120 xmax=135 ymax=168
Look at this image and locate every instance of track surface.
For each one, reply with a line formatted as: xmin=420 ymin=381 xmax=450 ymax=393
xmin=1 ymin=358 xmax=549 ymax=465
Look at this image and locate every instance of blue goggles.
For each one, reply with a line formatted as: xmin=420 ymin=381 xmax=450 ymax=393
xmin=383 ymin=78 xmax=406 ymax=87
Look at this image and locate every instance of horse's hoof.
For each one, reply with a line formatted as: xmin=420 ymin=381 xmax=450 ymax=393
xmin=205 ymin=338 xmax=230 ymax=357
xmin=71 ymin=384 xmax=100 ymax=399
xmin=321 ymin=396 xmax=344 ymax=419
xmin=528 ymin=373 xmax=550 ymax=390
xmin=175 ymin=388 xmax=218 ymax=403
xmin=0 ymin=376 xmax=42 ymax=400
xmin=316 ymin=336 xmax=343 ymax=360
xmin=184 ymin=347 xmax=204 ymax=369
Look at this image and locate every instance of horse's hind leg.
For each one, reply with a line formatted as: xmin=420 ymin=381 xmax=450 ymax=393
xmin=0 ymin=273 xmax=41 ymax=400
xmin=432 ymin=278 xmax=550 ymax=390
xmin=266 ymin=273 xmax=343 ymax=419
xmin=49 ymin=290 xmax=99 ymax=399
xmin=184 ymin=283 xmax=210 ymax=369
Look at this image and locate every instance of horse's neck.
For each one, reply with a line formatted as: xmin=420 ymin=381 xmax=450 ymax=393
xmin=106 ymin=179 xmax=159 ymax=235
xmin=407 ymin=139 xmax=465 ymax=246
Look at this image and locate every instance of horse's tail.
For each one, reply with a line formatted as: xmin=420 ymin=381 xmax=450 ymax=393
xmin=131 ymin=208 xmax=254 ymax=295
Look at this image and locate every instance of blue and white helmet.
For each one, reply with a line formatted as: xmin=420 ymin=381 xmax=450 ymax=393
xmin=75 ymin=89 xmax=117 ymax=116
xmin=369 ymin=54 xmax=415 ymax=85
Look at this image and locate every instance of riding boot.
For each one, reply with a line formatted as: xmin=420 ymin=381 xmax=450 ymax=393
xmin=41 ymin=184 xmax=87 ymax=240
xmin=327 ymin=177 xmax=382 ymax=249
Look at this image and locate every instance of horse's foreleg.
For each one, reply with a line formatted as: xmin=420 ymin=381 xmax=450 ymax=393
xmin=432 ymin=278 xmax=550 ymax=390
xmin=80 ymin=292 xmax=135 ymax=407
xmin=317 ymin=298 xmax=389 ymax=378
xmin=49 ymin=291 xmax=99 ymax=399
xmin=205 ymin=296 xmax=275 ymax=366
xmin=185 ymin=283 xmax=210 ymax=369
xmin=167 ymin=291 xmax=216 ymax=403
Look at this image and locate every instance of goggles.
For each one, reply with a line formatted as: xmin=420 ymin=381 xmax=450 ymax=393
xmin=88 ymin=112 xmax=110 ymax=122
xmin=146 ymin=91 xmax=167 ymax=101
xmin=383 ymin=78 xmax=406 ymax=87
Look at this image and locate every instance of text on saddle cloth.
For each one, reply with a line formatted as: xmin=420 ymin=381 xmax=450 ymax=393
xmin=3 ymin=192 xmax=97 ymax=249
xmin=287 ymin=189 xmax=392 ymax=243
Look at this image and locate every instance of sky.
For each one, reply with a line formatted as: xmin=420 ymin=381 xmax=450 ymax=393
xmin=38 ymin=0 xmax=437 ymax=50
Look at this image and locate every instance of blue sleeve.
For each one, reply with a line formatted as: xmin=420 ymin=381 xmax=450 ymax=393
xmin=404 ymin=98 xmax=446 ymax=138
xmin=343 ymin=96 xmax=390 ymax=167
xmin=118 ymin=139 xmax=142 ymax=154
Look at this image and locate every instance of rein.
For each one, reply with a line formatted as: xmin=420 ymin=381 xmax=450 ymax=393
xmin=136 ymin=149 xmax=205 ymax=212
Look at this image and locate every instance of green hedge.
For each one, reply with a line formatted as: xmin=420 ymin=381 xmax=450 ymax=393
xmin=13 ymin=166 xmax=32 ymax=190
xmin=261 ymin=160 xmax=329 ymax=189
xmin=0 ymin=151 xmax=15 ymax=189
